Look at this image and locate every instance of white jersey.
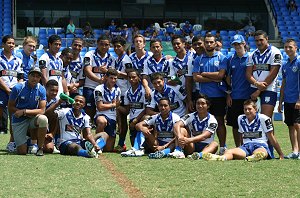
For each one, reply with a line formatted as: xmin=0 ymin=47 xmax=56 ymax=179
xmin=147 ymin=84 xmax=186 ymax=117
xmin=83 ymin=50 xmax=115 ymax=89
xmin=124 ymin=83 xmax=146 ymax=120
xmin=169 ymin=52 xmax=193 ymax=87
xmin=56 ymin=108 xmax=91 ymax=146
xmin=0 ymin=52 xmax=23 ymax=88
xmin=129 ymin=51 xmax=153 ymax=74
xmin=238 ymin=113 xmax=273 ymax=145
xmin=144 ymin=112 xmax=180 ymax=142
xmin=39 ymin=52 xmax=64 ymax=95
xmin=247 ymin=45 xmax=282 ymax=92
xmin=68 ymin=56 xmax=84 ymax=84
xmin=181 ymin=112 xmax=217 ymax=144
xmin=94 ymin=84 xmax=121 ymax=120
xmin=114 ymin=53 xmax=132 ymax=96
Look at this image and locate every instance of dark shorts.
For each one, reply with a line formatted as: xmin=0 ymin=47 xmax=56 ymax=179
xmin=194 ymin=142 xmax=209 ymax=152
xmin=239 ymin=142 xmax=272 ymax=159
xmin=226 ymin=99 xmax=247 ymax=128
xmin=0 ymin=89 xmax=9 ymax=107
xmin=59 ymin=139 xmax=86 ymax=155
xmin=284 ymin=102 xmax=300 ymax=126
xmin=129 ymin=119 xmax=138 ymax=138
xmin=209 ymin=97 xmax=226 ymax=116
xmin=94 ymin=114 xmax=117 ymax=137
xmin=120 ymin=96 xmax=125 ymax=106
xmin=250 ymin=88 xmax=277 ymax=106
xmin=83 ymin=87 xmax=95 ymax=109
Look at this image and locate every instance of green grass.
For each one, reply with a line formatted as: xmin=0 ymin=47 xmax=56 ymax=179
xmin=1 ymin=121 xmax=300 ymax=197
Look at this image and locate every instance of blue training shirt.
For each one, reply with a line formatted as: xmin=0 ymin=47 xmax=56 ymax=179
xmin=16 ymin=50 xmax=36 ymax=81
xmin=9 ymin=81 xmax=46 ymax=123
xmin=282 ymin=56 xmax=300 ymax=103
xmin=227 ymin=52 xmax=252 ymax=99
xmin=193 ymin=51 xmax=228 ymax=97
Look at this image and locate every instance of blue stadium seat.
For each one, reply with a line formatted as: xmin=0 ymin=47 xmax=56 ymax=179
xmin=139 ymin=30 xmax=145 ymax=35
xmin=228 ymin=30 xmax=236 ymax=37
xmin=278 ymin=21 xmax=285 ymax=26
xmin=75 ymin=29 xmax=83 ymax=34
xmin=66 ymin=34 xmax=74 ymax=39
xmin=56 ymin=28 xmax=64 ymax=34
xmin=174 ymin=30 xmax=182 ymax=35
xmin=221 ymin=36 xmax=229 ymax=41
xmin=289 ymin=31 xmax=298 ymax=37
xmin=280 ymin=31 xmax=289 ymax=38
xmin=220 ymin=30 xmax=228 ymax=36
xmin=94 ymin=29 xmax=103 ymax=35
xmin=67 ymin=39 xmax=73 ymax=47
xmin=287 ymin=26 xmax=296 ymax=31
xmin=48 ymin=29 xmax=56 ymax=36
xmin=222 ymin=41 xmax=231 ymax=49
xmin=285 ymin=20 xmax=294 ymax=26
xmin=88 ymin=47 xmax=96 ymax=51
xmin=200 ymin=30 xmax=207 ymax=37
xmin=247 ymin=36 xmax=255 ymax=42
xmin=295 ymin=21 xmax=300 ymax=26
xmin=248 ymin=41 xmax=256 ymax=49
xmin=81 ymin=47 xmax=87 ymax=53
xmin=39 ymin=39 xmax=48 ymax=47
xmin=193 ymin=30 xmax=201 ymax=36
xmin=210 ymin=30 xmax=217 ymax=35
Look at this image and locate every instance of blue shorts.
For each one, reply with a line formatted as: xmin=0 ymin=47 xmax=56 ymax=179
xmin=94 ymin=114 xmax=116 ymax=137
xmin=239 ymin=142 xmax=273 ymax=159
xmin=250 ymin=88 xmax=277 ymax=106
xmin=59 ymin=139 xmax=86 ymax=155
xmin=83 ymin=87 xmax=95 ymax=109
xmin=0 ymin=89 xmax=9 ymax=107
xmin=194 ymin=142 xmax=209 ymax=152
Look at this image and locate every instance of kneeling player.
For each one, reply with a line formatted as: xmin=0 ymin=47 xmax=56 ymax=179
xmin=203 ymin=99 xmax=284 ymax=161
xmin=53 ymin=95 xmax=108 ymax=158
xmin=168 ymin=94 xmax=219 ymax=159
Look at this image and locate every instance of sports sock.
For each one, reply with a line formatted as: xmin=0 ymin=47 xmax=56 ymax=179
xmin=77 ymin=149 xmax=90 ymax=158
xmin=174 ymin=146 xmax=183 ymax=152
xmin=198 ymin=152 xmax=203 ymax=159
xmin=161 ymin=148 xmax=170 ymax=156
xmin=118 ymin=137 xmax=125 ymax=147
xmin=96 ymin=138 xmax=106 ymax=149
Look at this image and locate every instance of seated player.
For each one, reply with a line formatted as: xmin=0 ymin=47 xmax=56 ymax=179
xmin=52 ymin=95 xmax=108 ymax=158
xmin=122 ymin=97 xmax=180 ymax=158
xmin=146 ymin=72 xmax=186 ymax=117
xmin=168 ymin=94 xmax=219 ymax=159
xmin=203 ymin=99 xmax=284 ymax=161
xmin=94 ymin=68 xmax=121 ymax=152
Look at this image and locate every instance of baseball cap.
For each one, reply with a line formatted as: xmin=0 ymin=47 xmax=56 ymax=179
xmin=123 ymin=24 xmax=127 ymax=27
xmin=231 ymin=34 xmax=245 ymax=45
xmin=185 ymin=21 xmax=190 ymax=24
xmin=28 ymin=67 xmax=42 ymax=76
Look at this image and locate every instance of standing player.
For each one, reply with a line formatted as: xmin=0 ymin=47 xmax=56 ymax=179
xmin=203 ymin=100 xmax=284 ymax=161
xmin=83 ymin=35 xmax=115 ymax=119
xmin=146 ymin=72 xmax=186 ymax=117
xmin=226 ymin=34 xmax=252 ymax=147
xmin=112 ymin=36 xmax=133 ymax=152
xmin=278 ymin=38 xmax=300 ymax=159
xmin=168 ymin=94 xmax=219 ymax=159
xmin=0 ymin=35 xmax=24 ymax=152
xmin=94 ymin=68 xmax=121 ymax=152
xmin=39 ymin=34 xmax=68 ymax=96
xmin=193 ymin=33 xmax=228 ymax=154
xmin=168 ymin=35 xmax=194 ymax=112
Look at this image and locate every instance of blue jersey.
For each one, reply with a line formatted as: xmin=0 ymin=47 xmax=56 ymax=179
xmin=144 ymin=112 xmax=180 ymax=142
xmin=281 ymin=56 xmax=300 ymax=103
xmin=9 ymin=81 xmax=46 ymax=123
xmin=193 ymin=51 xmax=228 ymax=97
xmin=227 ymin=52 xmax=252 ymax=99
xmin=129 ymin=51 xmax=152 ymax=74
xmin=16 ymin=50 xmax=36 ymax=81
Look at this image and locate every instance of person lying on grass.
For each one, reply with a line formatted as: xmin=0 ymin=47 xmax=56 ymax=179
xmin=203 ymin=99 xmax=284 ymax=161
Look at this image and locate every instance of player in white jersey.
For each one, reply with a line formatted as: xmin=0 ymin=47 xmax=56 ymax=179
xmin=168 ymin=35 xmax=194 ymax=112
xmin=119 ymin=69 xmax=147 ymax=145
xmin=146 ymin=72 xmax=187 ymax=117
xmin=142 ymin=39 xmax=170 ymax=92
xmin=168 ymin=94 xmax=218 ymax=159
xmin=112 ymin=36 xmax=133 ymax=152
xmin=246 ymin=30 xmax=282 ymax=118
xmin=39 ymin=35 xmax=68 ymax=96
xmin=0 ymin=35 xmax=24 ymax=152
xmin=60 ymin=48 xmax=74 ymax=95
xmin=50 ymin=95 xmax=108 ymax=158
xmin=94 ymin=68 xmax=121 ymax=152
xmin=203 ymin=100 xmax=284 ymax=161
xmin=83 ymin=35 xmax=115 ymax=120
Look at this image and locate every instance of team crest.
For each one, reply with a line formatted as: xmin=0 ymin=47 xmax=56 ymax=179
xmin=35 ymin=96 xmax=40 ymax=101
xmin=214 ymin=61 xmax=219 ymax=66
xmin=292 ymin=66 xmax=298 ymax=72
xmin=265 ymin=97 xmax=270 ymax=103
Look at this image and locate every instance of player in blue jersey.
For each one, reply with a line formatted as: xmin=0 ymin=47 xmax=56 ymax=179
xmin=246 ymin=30 xmax=282 ymax=119
xmin=39 ymin=35 xmax=68 ymax=96
xmin=192 ymin=33 xmax=228 ymax=154
xmin=168 ymin=94 xmax=219 ymax=159
xmin=226 ymin=34 xmax=252 ymax=147
xmin=168 ymin=35 xmax=194 ymax=113
xmin=84 ymin=35 xmax=115 ymax=120
xmin=146 ymin=72 xmax=187 ymax=117
xmin=278 ymin=38 xmax=300 ymax=159
xmin=94 ymin=68 xmax=121 ymax=152
xmin=136 ymin=97 xmax=180 ymax=159
xmin=112 ymin=36 xmax=133 ymax=152
xmin=8 ymin=67 xmax=48 ymax=156
xmin=15 ymin=36 xmax=38 ymax=80
xmin=142 ymin=39 xmax=170 ymax=91
xmin=0 ymin=35 xmax=24 ymax=152
xmin=203 ymin=99 xmax=284 ymax=161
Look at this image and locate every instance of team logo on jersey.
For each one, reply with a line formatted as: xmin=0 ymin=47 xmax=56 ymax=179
xmin=274 ymin=54 xmax=282 ymax=64
xmin=35 ymin=96 xmax=40 ymax=101
xmin=214 ymin=61 xmax=219 ymax=66
xmin=125 ymin=63 xmax=133 ymax=69
xmin=265 ymin=97 xmax=270 ymax=103
xmin=292 ymin=66 xmax=298 ymax=72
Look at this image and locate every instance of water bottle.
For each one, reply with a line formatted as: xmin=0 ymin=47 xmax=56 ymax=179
xmin=59 ymin=93 xmax=75 ymax=104
xmin=170 ymin=75 xmax=182 ymax=85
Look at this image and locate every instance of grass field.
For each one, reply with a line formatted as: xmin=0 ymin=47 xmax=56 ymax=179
xmin=1 ymin=121 xmax=300 ymax=198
